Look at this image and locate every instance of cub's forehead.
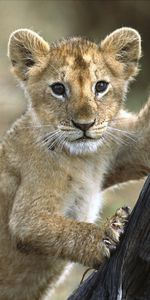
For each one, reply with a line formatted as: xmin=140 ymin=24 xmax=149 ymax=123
xmin=45 ymin=37 xmax=112 ymax=82
xmin=49 ymin=37 xmax=100 ymax=68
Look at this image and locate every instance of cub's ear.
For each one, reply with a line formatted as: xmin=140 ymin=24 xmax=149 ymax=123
xmin=100 ymin=27 xmax=142 ymax=79
xmin=8 ymin=29 xmax=50 ymax=81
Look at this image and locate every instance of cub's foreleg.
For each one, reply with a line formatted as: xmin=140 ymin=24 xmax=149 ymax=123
xmin=9 ymin=205 xmax=129 ymax=268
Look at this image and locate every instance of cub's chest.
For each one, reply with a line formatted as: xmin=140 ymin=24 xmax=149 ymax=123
xmin=23 ymin=152 xmax=105 ymax=223
xmin=64 ymin=176 xmax=103 ymax=223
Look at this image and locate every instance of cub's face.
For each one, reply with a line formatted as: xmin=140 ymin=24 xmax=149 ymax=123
xmin=8 ymin=28 xmax=141 ymax=154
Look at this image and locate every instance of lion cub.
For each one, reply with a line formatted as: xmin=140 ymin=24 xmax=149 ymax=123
xmin=0 ymin=27 xmax=149 ymax=300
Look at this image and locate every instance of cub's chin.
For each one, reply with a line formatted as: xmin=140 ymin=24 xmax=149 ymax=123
xmin=64 ymin=138 xmax=104 ymax=155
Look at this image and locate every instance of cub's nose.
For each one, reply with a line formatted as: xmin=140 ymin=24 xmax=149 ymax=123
xmin=72 ymin=120 xmax=95 ymax=131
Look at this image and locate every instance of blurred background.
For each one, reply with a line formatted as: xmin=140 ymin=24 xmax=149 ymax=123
xmin=0 ymin=1 xmax=149 ymax=299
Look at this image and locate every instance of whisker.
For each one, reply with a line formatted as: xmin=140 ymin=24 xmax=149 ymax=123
xmin=48 ymin=135 xmax=62 ymax=150
xmin=43 ymin=130 xmax=60 ymax=142
xmin=48 ymin=137 xmax=59 ymax=150
xmin=105 ymin=130 xmax=130 ymax=146
xmin=108 ymin=126 xmax=134 ymax=135
xmin=57 ymin=132 xmax=67 ymax=151
xmin=108 ymin=126 xmax=136 ymax=143
xmin=36 ymin=130 xmax=61 ymax=146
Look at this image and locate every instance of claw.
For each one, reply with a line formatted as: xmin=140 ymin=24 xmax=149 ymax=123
xmin=122 ymin=206 xmax=131 ymax=215
xmin=103 ymin=239 xmax=111 ymax=246
xmin=103 ymin=239 xmax=116 ymax=251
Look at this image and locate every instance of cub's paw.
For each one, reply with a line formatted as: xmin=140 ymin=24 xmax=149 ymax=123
xmin=102 ymin=206 xmax=131 ymax=258
xmin=81 ymin=207 xmax=130 ymax=269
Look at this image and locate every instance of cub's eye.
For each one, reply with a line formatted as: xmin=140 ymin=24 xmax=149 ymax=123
xmin=51 ymin=82 xmax=66 ymax=96
xmin=95 ymin=81 xmax=109 ymax=94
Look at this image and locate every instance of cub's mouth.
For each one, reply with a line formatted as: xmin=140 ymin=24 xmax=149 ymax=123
xmin=63 ymin=127 xmax=106 ymax=154
xmin=75 ymin=135 xmax=94 ymax=142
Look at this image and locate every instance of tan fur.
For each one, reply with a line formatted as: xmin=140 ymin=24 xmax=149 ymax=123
xmin=0 ymin=27 xmax=149 ymax=299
